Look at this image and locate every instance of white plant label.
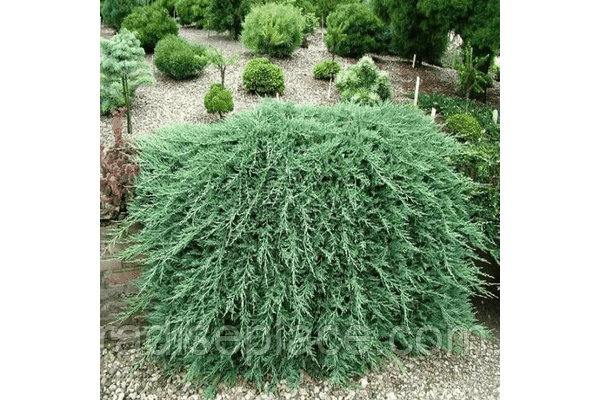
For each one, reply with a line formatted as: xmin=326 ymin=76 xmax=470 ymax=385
xmin=431 ymin=108 xmax=436 ymax=119
xmin=412 ymin=54 xmax=416 ymax=68
xmin=493 ymin=109 xmax=498 ymax=124
xmin=414 ymin=77 xmax=420 ymax=106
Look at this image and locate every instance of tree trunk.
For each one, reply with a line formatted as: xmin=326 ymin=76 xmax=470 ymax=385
xmin=122 ymin=75 xmax=132 ymax=135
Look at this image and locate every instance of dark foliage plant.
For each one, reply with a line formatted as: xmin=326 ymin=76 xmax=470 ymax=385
xmin=206 ymin=0 xmax=253 ymax=39
xmin=371 ymin=0 xmax=448 ymax=65
xmin=100 ymin=107 xmax=140 ymax=219
xmin=117 ymin=100 xmax=489 ymax=396
xmin=101 ymin=0 xmax=144 ymax=30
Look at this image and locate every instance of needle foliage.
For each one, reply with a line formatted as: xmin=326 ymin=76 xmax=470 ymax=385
xmin=118 ymin=100 xmax=489 ymax=396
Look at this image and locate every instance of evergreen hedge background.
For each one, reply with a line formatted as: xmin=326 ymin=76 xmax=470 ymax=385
xmin=119 ymin=100 xmax=489 ymax=395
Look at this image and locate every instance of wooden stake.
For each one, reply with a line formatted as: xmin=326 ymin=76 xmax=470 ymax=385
xmin=493 ymin=109 xmax=499 ymax=124
xmin=412 ymin=54 xmax=416 ymax=68
xmin=414 ymin=77 xmax=420 ymax=106
xmin=431 ymin=108 xmax=436 ymax=119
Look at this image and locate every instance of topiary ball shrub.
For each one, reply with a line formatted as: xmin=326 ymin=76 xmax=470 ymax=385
xmin=445 ymin=113 xmax=483 ymax=142
xmin=242 ymin=57 xmax=285 ymax=95
xmin=121 ymin=4 xmax=179 ymax=52
xmin=240 ymin=3 xmax=304 ymax=58
xmin=153 ymin=34 xmax=209 ymax=80
xmin=335 ymin=55 xmax=391 ymax=105
xmin=204 ymin=83 xmax=234 ymax=118
xmin=119 ymin=99 xmax=488 ymax=395
xmin=324 ymin=2 xmax=385 ymax=58
xmin=313 ymin=59 xmax=340 ymax=80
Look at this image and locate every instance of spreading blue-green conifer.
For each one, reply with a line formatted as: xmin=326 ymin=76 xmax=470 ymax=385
xmin=117 ymin=100 xmax=489 ymax=396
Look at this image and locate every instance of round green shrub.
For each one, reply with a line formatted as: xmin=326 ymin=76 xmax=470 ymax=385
xmin=122 ymin=100 xmax=488 ymax=392
xmin=335 ymin=55 xmax=391 ymax=105
xmin=153 ymin=34 xmax=209 ymax=79
xmin=242 ymin=57 xmax=285 ymax=95
xmin=313 ymin=59 xmax=340 ymax=80
xmin=204 ymin=83 xmax=234 ymax=117
xmin=325 ymin=2 xmax=385 ymax=58
xmin=241 ymin=3 xmax=304 ymax=58
xmin=445 ymin=113 xmax=483 ymax=142
xmin=175 ymin=0 xmax=210 ymax=27
xmin=121 ymin=4 xmax=179 ymax=52
xmin=101 ymin=0 xmax=144 ymax=30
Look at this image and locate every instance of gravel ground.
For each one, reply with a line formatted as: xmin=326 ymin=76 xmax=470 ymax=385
xmin=100 ymin=332 xmax=499 ymax=400
xmin=100 ymin=24 xmax=500 ymax=400
xmin=100 ymin=24 xmax=498 ymax=147
xmin=101 ymin=25 xmax=349 ymax=147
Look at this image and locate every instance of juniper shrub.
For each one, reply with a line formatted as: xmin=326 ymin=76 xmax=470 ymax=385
xmin=117 ymin=100 xmax=489 ymax=395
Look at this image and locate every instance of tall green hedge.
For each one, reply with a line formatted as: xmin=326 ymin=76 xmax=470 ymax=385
xmin=118 ymin=99 xmax=488 ymax=395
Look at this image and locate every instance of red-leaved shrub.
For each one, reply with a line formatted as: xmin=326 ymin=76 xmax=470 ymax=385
xmin=100 ymin=107 xmax=140 ymax=219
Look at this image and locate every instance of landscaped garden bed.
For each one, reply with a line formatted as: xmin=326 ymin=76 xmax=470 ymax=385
xmin=100 ymin=24 xmax=499 ymax=147
xmin=100 ymin=5 xmax=500 ymax=397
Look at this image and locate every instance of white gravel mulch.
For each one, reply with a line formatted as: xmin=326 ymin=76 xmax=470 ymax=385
xmin=100 ymin=332 xmax=499 ymax=400
xmin=103 ymin=26 xmax=335 ymax=146
xmin=100 ymin=25 xmax=419 ymax=147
